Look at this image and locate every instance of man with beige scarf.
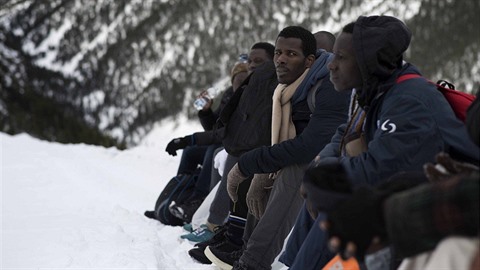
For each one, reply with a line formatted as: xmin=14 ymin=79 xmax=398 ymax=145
xmin=205 ymin=26 xmax=350 ymax=270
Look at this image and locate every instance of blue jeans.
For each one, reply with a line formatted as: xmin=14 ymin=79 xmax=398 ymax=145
xmin=279 ymin=203 xmax=335 ymax=270
xmin=177 ymin=144 xmax=221 ymax=199
xmin=193 ymin=144 xmax=222 ymax=198
xmin=177 ymin=145 xmax=207 ymax=175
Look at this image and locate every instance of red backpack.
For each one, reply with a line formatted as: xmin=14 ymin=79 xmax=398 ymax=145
xmin=396 ymin=74 xmax=476 ymax=122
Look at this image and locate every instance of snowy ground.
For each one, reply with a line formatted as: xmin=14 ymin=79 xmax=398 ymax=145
xmin=1 ymin=117 xmax=287 ymax=269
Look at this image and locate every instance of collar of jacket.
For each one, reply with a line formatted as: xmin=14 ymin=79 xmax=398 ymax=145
xmin=291 ymin=50 xmax=333 ymax=106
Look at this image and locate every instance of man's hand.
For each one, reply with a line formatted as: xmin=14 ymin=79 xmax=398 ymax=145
xmin=197 ymin=90 xmax=213 ymax=111
xmin=227 ymin=163 xmax=250 ymax=202
xmin=165 ymin=136 xmax=191 ymax=156
xmin=246 ymin=174 xmax=274 ymax=219
xmin=424 ymin=152 xmax=479 ymax=183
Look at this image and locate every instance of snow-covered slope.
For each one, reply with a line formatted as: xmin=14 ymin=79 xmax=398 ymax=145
xmin=1 ymin=118 xmax=224 ymax=269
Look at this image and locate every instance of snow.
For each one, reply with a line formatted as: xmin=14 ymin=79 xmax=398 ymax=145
xmin=1 ymin=118 xmax=213 ymax=269
xmin=1 ymin=117 xmax=288 ymax=269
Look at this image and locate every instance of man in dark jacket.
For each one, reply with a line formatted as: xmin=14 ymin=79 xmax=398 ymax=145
xmin=205 ymin=27 xmax=351 ymax=270
xmin=185 ymin=42 xmax=279 ymax=265
xmin=282 ymin=15 xmax=480 ymax=270
xmin=150 ymin=61 xmax=249 ymax=223
xmin=163 ymin=62 xmax=250 ymax=223
xmin=168 ymin=42 xmax=276 ymax=149
xmin=320 ymin=17 xmax=479 ymax=185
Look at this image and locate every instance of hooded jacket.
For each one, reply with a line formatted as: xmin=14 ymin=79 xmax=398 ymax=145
xmin=320 ymin=16 xmax=480 ymax=186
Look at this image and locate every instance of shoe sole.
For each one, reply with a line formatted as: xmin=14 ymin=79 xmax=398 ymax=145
xmin=184 ymin=237 xmax=213 ymax=244
xmin=181 ymin=236 xmax=212 ymax=245
xmin=204 ymin=246 xmax=233 ymax=270
xmin=188 ymin=248 xmax=212 ymax=265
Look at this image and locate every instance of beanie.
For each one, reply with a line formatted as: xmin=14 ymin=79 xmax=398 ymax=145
xmin=230 ymin=62 xmax=249 ymax=83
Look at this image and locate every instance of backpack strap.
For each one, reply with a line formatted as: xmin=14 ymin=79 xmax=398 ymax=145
xmin=307 ymin=78 xmax=324 ymax=113
xmin=396 ymin=74 xmax=421 ymax=83
xmin=396 ymin=74 xmax=475 ymax=122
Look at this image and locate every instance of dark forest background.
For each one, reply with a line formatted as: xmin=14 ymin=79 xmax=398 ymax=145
xmin=1 ymin=0 xmax=479 ymax=148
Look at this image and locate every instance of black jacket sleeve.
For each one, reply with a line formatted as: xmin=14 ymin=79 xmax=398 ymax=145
xmin=237 ymin=79 xmax=350 ymax=176
xmin=192 ymin=127 xmax=225 ymax=146
xmin=198 ymin=109 xmax=216 ymax=131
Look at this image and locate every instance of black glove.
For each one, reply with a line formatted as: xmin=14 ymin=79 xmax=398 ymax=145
xmin=423 ymin=152 xmax=479 ymax=183
xmin=325 ymin=171 xmax=426 ymax=261
xmin=165 ymin=135 xmax=191 ymax=156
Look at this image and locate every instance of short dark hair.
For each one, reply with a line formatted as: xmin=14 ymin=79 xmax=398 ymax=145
xmin=316 ymin=31 xmax=335 ymax=44
xmin=277 ymin=26 xmax=316 ymax=57
xmin=251 ymin=42 xmax=275 ymax=59
xmin=313 ymin=31 xmax=336 ymax=52
xmin=342 ymin=22 xmax=355 ymax=34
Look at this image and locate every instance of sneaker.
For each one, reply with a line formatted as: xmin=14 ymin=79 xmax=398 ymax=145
xmin=169 ymin=199 xmax=203 ymax=223
xmin=183 ymin=223 xmax=193 ymax=232
xmin=204 ymin=243 xmax=243 ymax=270
xmin=188 ymin=225 xmax=227 ymax=264
xmin=195 ymin=224 xmax=227 ymax=248
xmin=181 ymin=224 xmax=214 ymax=242
xmin=188 ymin=246 xmax=212 ymax=264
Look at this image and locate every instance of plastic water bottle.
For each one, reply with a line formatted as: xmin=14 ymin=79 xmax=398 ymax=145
xmin=193 ymin=86 xmax=220 ymax=110
xmin=238 ymin=53 xmax=248 ymax=63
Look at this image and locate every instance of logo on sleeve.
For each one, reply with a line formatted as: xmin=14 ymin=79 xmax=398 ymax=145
xmin=381 ymin=119 xmax=396 ymax=133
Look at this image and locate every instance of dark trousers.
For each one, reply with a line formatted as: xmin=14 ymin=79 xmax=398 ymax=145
xmin=279 ymin=204 xmax=335 ymax=269
xmin=240 ymin=164 xmax=306 ymax=270
xmin=177 ymin=145 xmax=207 ymax=175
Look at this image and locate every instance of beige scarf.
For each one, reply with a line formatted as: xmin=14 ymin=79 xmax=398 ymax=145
xmin=271 ymin=68 xmax=310 ymax=144
xmin=257 ymin=68 xmax=309 ymax=181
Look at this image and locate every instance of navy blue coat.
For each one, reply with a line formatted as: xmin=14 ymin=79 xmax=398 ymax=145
xmin=320 ymin=64 xmax=480 ymax=186
xmin=320 ymin=16 xmax=479 ymax=186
